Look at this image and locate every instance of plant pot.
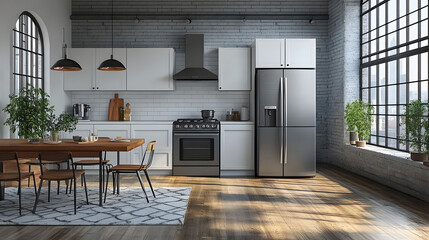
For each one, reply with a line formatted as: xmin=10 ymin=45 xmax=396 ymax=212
xmin=51 ymin=131 xmax=59 ymax=142
xmin=28 ymin=137 xmax=40 ymax=144
xmin=410 ymin=152 xmax=428 ymax=162
xmin=356 ymin=140 xmax=366 ymax=147
xmin=349 ymin=132 xmax=358 ymax=145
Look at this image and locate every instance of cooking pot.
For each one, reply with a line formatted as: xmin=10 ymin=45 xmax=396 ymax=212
xmin=201 ymin=110 xmax=215 ymax=120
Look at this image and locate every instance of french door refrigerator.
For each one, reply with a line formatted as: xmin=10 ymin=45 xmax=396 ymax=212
xmin=256 ymin=69 xmax=316 ymax=177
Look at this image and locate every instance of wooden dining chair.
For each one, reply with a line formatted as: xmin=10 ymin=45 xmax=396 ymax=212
xmin=0 ymin=152 xmax=37 ymax=215
xmin=33 ymin=152 xmax=89 ymax=215
xmin=104 ymin=141 xmax=156 ymax=203
xmin=26 ymin=157 xmax=70 ymax=194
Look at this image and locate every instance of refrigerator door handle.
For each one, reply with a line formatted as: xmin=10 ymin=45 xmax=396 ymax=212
xmin=284 ymin=77 xmax=287 ymax=126
xmin=280 ymin=77 xmax=284 ymax=126
xmin=280 ymin=127 xmax=284 ymax=164
xmin=284 ymin=128 xmax=287 ymax=164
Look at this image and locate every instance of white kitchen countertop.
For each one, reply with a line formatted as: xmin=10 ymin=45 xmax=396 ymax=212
xmin=77 ymin=120 xmax=173 ymax=125
xmin=220 ymin=121 xmax=254 ymax=125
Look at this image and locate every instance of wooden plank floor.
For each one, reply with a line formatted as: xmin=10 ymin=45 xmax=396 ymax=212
xmin=0 ymin=164 xmax=428 ymax=240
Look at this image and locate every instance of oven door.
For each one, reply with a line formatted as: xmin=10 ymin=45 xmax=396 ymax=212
xmin=173 ymin=132 xmax=219 ymax=166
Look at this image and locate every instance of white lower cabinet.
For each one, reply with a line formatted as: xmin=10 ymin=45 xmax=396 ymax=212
xmin=93 ymin=125 xmax=131 ymax=164
xmin=220 ymin=124 xmax=254 ymax=171
xmin=131 ymin=125 xmax=172 ymax=170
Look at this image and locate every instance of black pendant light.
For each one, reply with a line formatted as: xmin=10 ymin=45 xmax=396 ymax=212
xmin=51 ymin=29 xmax=82 ymax=71
xmin=98 ymin=0 xmax=126 ymax=71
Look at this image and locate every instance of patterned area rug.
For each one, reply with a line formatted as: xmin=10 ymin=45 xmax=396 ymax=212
xmin=0 ymin=187 xmax=190 ymax=225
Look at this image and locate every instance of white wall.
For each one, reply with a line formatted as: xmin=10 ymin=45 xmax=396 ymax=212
xmin=0 ymin=0 xmax=72 ymax=138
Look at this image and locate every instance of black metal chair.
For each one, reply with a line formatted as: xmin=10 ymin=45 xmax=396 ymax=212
xmin=73 ymin=151 xmax=110 ymax=192
xmin=33 ymin=152 xmax=89 ymax=215
xmin=104 ymin=141 xmax=156 ymax=203
xmin=0 ymin=152 xmax=37 ymax=215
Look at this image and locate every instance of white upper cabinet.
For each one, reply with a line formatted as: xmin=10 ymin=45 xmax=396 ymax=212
xmin=285 ymin=39 xmax=316 ymax=68
xmin=95 ymin=48 xmax=127 ymax=90
xmin=255 ymin=39 xmax=285 ymax=68
xmin=126 ymin=48 xmax=175 ymax=91
xmin=255 ymin=38 xmax=316 ymax=69
xmin=218 ymin=48 xmax=251 ymax=91
xmin=63 ymin=48 xmax=95 ymax=91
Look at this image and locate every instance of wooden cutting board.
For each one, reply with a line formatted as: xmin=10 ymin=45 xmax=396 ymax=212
xmin=108 ymin=93 xmax=124 ymax=121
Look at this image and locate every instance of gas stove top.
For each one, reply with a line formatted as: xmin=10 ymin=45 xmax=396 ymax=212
xmin=173 ymin=118 xmax=220 ymax=132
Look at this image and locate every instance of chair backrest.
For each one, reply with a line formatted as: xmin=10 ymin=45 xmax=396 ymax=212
xmin=0 ymin=152 xmax=20 ymax=173
xmin=139 ymin=141 xmax=156 ymax=170
xmin=38 ymin=152 xmax=73 ymax=175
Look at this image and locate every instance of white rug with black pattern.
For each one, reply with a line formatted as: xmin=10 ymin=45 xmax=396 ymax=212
xmin=0 ymin=187 xmax=190 ymax=225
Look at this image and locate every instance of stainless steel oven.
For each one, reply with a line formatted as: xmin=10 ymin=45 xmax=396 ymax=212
xmin=172 ymin=119 xmax=220 ymax=176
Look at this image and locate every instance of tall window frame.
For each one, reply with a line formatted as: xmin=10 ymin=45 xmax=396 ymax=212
xmin=360 ymin=0 xmax=429 ymax=151
xmin=13 ymin=11 xmax=44 ymax=93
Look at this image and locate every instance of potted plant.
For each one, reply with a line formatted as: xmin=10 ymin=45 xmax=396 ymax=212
xmin=3 ymin=85 xmax=53 ymax=143
xmin=345 ymin=102 xmax=358 ymax=145
xmin=400 ymin=100 xmax=428 ymax=161
xmin=344 ymin=99 xmax=374 ymax=147
xmin=47 ymin=113 xmax=78 ymax=142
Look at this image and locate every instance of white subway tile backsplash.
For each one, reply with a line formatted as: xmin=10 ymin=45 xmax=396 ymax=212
xmin=72 ymin=81 xmax=250 ymax=121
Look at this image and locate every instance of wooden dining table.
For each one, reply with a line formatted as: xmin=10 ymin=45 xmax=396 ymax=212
xmin=0 ymin=138 xmax=145 ymax=206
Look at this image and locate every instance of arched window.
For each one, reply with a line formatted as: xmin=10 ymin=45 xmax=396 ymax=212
xmin=13 ymin=12 xmax=44 ymax=93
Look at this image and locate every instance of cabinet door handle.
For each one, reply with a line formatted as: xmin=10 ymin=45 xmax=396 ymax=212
xmin=96 ymin=87 xmax=99 ymax=90
xmin=92 ymin=87 xmax=95 ymax=90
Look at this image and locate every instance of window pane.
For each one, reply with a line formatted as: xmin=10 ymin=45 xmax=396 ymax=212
xmin=409 ymin=55 xmax=418 ymax=82
xmin=388 ymin=60 xmax=397 ymax=84
xmin=388 ymin=85 xmax=396 ymax=104
xmin=421 ymin=53 xmax=428 ymax=80
xmin=409 ymin=82 xmax=418 ymax=101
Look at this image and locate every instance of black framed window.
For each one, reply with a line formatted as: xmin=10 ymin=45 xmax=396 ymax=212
xmin=360 ymin=0 xmax=429 ymax=151
xmin=13 ymin=12 xmax=44 ymax=93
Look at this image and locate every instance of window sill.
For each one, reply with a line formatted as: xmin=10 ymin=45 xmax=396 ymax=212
xmin=344 ymin=144 xmax=429 ymax=170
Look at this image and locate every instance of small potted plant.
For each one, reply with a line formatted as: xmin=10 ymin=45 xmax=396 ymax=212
xmin=47 ymin=113 xmax=78 ymax=142
xmin=344 ymin=100 xmax=374 ymax=147
xmin=3 ymin=85 xmax=53 ymax=143
xmin=345 ymin=102 xmax=358 ymax=145
xmin=400 ymin=100 xmax=428 ymax=161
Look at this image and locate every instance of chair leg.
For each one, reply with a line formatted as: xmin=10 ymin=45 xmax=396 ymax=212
xmin=32 ymin=179 xmax=43 ymax=213
xmin=136 ymin=172 xmax=149 ymax=203
xmin=57 ymin=164 xmax=60 ymax=195
xmin=102 ymin=165 xmax=105 ymax=193
xmin=104 ymin=171 xmax=109 ymax=203
xmin=112 ymin=172 xmax=116 ymax=195
xmin=74 ymin=178 xmax=77 ymax=215
xmin=32 ymin=174 xmax=37 ymax=196
xmin=144 ymin=170 xmax=156 ymax=198
xmin=81 ymin=165 xmax=83 ymax=187
xmin=18 ymin=179 xmax=22 ymax=215
xmin=83 ymin=174 xmax=89 ymax=204
xmin=48 ymin=181 xmax=51 ymax=202
xmin=28 ymin=165 xmax=31 ymax=187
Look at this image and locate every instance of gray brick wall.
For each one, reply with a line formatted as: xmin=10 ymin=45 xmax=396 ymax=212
xmin=71 ymin=0 xmax=330 ymax=162
xmin=72 ymin=0 xmax=329 ymax=15
xmin=326 ymin=0 xmax=429 ymax=202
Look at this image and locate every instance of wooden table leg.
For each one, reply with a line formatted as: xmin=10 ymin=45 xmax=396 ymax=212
xmin=0 ymin=161 xmax=4 ymax=201
xmin=117 ymin=151 xmax=120 ymax=194
xmin=99 ymin=151 xmax=103 ymax=206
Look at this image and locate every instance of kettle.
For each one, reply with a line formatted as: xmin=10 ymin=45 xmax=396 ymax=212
xmin=73 ymin=104 xmax=91 ymax=120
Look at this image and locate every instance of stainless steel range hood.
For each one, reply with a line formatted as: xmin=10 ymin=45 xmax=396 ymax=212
xmin=173 ymin=34 xmax=218 ymax=80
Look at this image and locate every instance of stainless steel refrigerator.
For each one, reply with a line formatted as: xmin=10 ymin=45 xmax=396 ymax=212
xmin=256 ymin=69 xmax=316 ymax=177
